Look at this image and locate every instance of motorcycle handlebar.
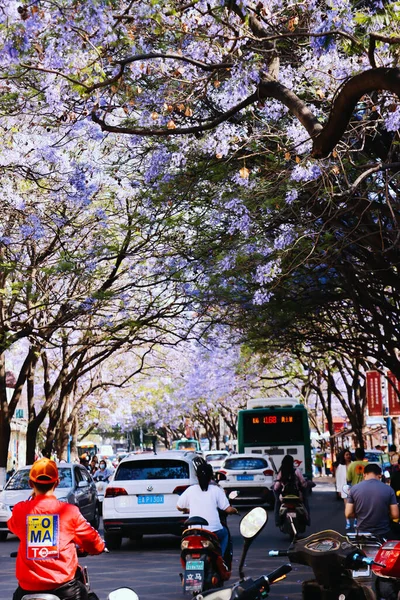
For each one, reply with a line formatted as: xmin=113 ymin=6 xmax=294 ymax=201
xmin=266 ymin=563 xmax=292 ymax=584
xmin=352 ymin=553 xmax=386 ymax=568
xmin=269 ymin=550 xmax=289 ymax=557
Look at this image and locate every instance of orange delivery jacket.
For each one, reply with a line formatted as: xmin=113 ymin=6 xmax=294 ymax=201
xmin=8 ymin=494 xmax=105 ymax=591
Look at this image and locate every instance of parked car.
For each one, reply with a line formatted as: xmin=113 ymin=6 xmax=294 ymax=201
xmin=204 ymin=450 xmax=230 ymax=472
xmin=0 ymin=463 xmax=100 ymax=541
xmin=217 ymin=454 xmax=275 ymax=507
xmin=102 ymin=450 xmax=205 ymax=549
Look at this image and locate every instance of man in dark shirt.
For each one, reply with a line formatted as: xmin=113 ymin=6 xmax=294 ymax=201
xmin=345 ymin=463 xmax=399 ymax=538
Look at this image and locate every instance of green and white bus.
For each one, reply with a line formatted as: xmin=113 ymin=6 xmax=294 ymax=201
xmin=237 ymin=398 xmax=313 ymax=480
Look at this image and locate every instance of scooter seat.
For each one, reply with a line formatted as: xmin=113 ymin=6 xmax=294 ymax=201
xmin=184 ymin=516 xmax=209 ymax=527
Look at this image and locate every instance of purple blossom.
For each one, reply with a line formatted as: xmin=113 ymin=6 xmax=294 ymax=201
xmin=385 ymin=107 xmax=400 ymax=132
xmin=253 ymin=289 xmax=272 ymax=305
xmin=285 ymin=189 xmax=299 ymax=205
xmin=19 ymin=215 xmax=45 ymax=240
xmin=291 ymin=162 xmax=322 ymax=182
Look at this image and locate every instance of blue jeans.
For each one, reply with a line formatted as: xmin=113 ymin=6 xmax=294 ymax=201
xmin=215 ymin=526 xmax=229 ymax=556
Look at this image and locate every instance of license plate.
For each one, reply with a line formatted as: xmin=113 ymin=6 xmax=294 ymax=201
xmin=237 ymin=474 xmax=254 ymax=481
xmin=287 ymin=512 xmax=297 ymax=517
xmin=185 ymin=560 xmax=204 ymax=592
xmin=186 ymin=560 xmax=204 ymax=570
xmin=137 ymin=494 xmax=164 ymax=504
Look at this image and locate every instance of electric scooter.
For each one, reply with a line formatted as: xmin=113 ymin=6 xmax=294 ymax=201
xmin=180 ymin=506 xmax=267 ymax=594
xmin=269 ymin=529 xmax=383 ymax=600
xmin=277 ymin=492 xmax=308 ymax=539
xmin=21 ymin=587 xmax=138 ymax=600
xmin=372 ymin=539 xmax=400 ymax=600
xmin=193 ymin=508 xmax=292 ymax=600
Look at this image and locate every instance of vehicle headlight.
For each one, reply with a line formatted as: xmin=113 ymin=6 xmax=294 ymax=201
xmin=0 ymin=502 xmax=9 ymax=511
xmin=58 ymin=497 xmax=69 ymax=503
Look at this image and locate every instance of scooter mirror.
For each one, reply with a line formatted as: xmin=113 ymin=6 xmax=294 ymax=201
xmin=108 ymin=588 xmax=140 ymax=600
xmin=240 ymin=506 xmax=268 ymax=539
xmin=342 ymin=484 xmax=350 ymax=498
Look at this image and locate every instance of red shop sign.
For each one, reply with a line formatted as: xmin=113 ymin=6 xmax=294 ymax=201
xmin=388 ymin=371 xmax=400 ymax=416
xmin=366 ymin=371 xmax=383 ymax=416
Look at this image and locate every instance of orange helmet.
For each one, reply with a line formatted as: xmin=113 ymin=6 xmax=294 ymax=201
xmin=29 ymin=458 xmax=59 ymax=484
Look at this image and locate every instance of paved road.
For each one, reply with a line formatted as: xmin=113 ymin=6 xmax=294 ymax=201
xmin=0 ymin=477 xmax=345 ymax=600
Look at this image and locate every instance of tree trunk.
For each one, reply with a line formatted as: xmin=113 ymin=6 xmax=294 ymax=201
xmin=0 ymin=353 xmax=10 ymax=484
xmin=26 ymin=419 xmax=41 ymax=465
xmin=70 ymin=416 xmax=79 ymax=462
xmin=0 ymin=419 xmax=11 ymax=486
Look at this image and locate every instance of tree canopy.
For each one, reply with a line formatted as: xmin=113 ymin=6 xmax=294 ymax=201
xmin=1 ymin=0 xmax=400 ymax=469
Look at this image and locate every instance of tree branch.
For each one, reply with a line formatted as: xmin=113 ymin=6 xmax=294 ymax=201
xmin=91 ymin=92 xmax=258 ymax=136
xmin=312 ymin=67 xmax=400 ymax=158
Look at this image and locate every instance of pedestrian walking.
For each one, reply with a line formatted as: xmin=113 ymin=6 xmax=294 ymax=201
xmin=335 ymin=449 xmax=353 ymax=530
xmin=314 ymin=450 xmax=324 ymax=477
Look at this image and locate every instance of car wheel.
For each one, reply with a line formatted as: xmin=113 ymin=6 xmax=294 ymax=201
xmin=129 ymin=534 xmax=143 ymax=545
xmin=104 ymin=531 xmax=122 ymax=550
xmin=0 ymin=532 xmax=8 ymax=541
xmin=90 ymin=503 xmax=100 ymax=530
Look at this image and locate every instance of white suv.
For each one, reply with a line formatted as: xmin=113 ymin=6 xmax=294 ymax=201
xmin=102 ymin=451 xmax=204 ymax=549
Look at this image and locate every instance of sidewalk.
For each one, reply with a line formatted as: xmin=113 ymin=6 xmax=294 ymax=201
xmin=313 ymin=474 xmax=337 ymax=493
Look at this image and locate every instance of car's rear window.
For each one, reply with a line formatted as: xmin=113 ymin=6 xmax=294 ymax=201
xmin=224 ymin=458 xmax=268 ymax=471
xmin=115 ymin=459 xmax=190 ymax=481
xmin=206 ymin=454 xmax=228 ymax=462
xmin=365 ymin=453 xmax=382 ymax=463
xmin=5 ymin=467 xmax=72 ymax=490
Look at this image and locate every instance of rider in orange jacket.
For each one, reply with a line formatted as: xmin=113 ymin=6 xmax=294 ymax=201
xmin=8 ymin=457 xmax=105 ymax=600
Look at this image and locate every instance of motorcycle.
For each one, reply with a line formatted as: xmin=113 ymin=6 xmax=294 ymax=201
xmin=372 ymin=539 xmax=400 ymax=600
xmin=269 ymin=529 xmax=383 ymax=600
xmin=277 ymin=490 xmax=308 ymax=539
xmin=21 ymin=587 xmax=138 ymax=600
xmin=13 ymin=548 xmax=110 ymax=600
xmin=196 ymin=564 xmax=292 ymax=600
xmin=180 ymin=506 xmax=267 ymax=594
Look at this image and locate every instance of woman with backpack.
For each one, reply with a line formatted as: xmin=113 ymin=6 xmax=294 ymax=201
xmin=273 ymin=454 xmax=310 ymax=526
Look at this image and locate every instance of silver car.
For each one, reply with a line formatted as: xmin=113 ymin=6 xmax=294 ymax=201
xmin=0 ymin=463 xmax=100 ymax=541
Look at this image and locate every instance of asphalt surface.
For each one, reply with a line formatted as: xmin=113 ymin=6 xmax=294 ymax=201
xmin=0 ymin=477 xmax=348 ymax=600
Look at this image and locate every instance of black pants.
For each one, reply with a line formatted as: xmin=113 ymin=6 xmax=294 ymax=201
xmin=13 ymin=577 xmax=88 ymax=600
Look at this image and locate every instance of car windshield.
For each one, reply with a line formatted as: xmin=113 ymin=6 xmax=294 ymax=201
xmin=5 ymin=467 xmax=73 ymax=490
xmin=115 ymin=459 xmax=190 ymax=480
xmin=206 ymin=454 xmax=227 ymax=462
xmin=224 ymin=457 xmax=268 ymax=471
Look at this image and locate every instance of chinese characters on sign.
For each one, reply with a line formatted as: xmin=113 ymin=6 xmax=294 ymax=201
xmin=366 ymin=371 xmax=383 ymax=417
xmin=388 ymin=371 xmax=400 ymax=416
xmin=252 ymin=416 xmax=294 ymax=424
